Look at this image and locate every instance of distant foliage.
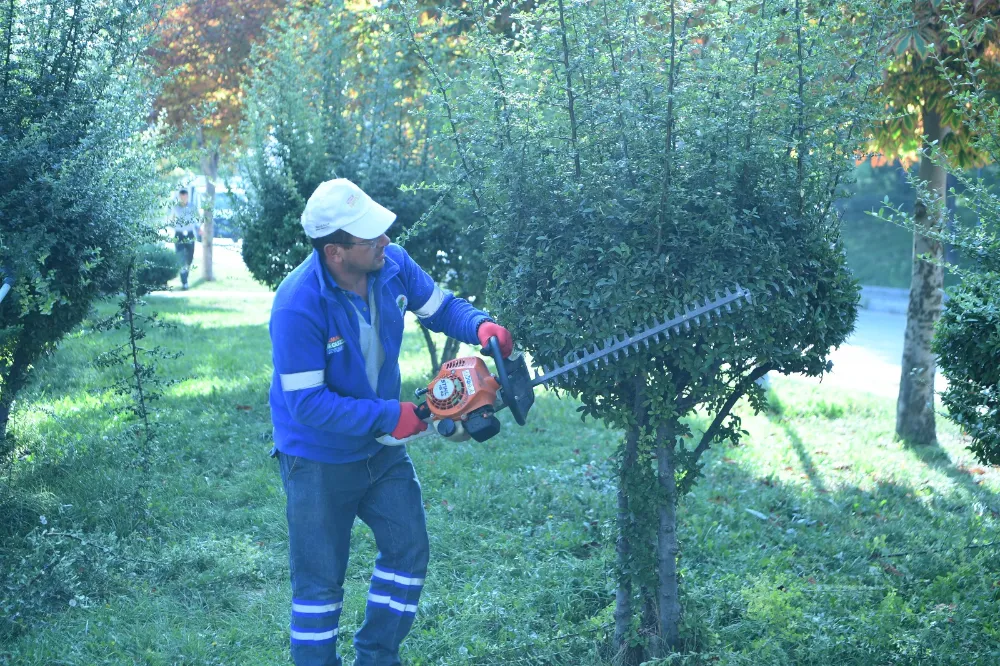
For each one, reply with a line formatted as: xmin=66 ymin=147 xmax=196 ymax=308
xmin=0 ymin=0 xmax=164 ymax=458
xmin=235 ymin=3 xmax=486 ymax=303
xmin=871 ymin=0 xmax=999 ymax=167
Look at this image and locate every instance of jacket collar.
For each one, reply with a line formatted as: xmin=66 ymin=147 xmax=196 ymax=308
xmin=310 ymin=247 xmax=401 ymax=301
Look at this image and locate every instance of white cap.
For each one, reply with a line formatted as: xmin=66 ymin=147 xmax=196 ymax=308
xmin=300 ymin=179 xmax=396 ymax=240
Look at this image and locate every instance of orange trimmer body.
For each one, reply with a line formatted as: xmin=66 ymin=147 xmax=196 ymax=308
xmin=424 ymin=357 xmax=501 ymax=421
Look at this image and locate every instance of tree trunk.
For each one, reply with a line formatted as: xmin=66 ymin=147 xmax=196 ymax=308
xmin=0 ymin=349 xmax=30 ymax=460
xmin=614 ymin=425 xmax=643 ymax=665
xmin=419 ymin=324 xmax=439 ymax=376
xmin=896 ymin=108 xmax=947 ymax=446
xmin=656 ymin=423 xmax=681 ymax=654
xmin=198 ymin=132 xmax=218 ymax=282
xmin=0 ymin=399 xmax=11 ymax=460
xmin=613 ymin=378 xmax=648 ymax=664
xmin=419 ymin=326 xmax=462 ymax=376
xmin=441 ymin=337 xmax=461 ymax=366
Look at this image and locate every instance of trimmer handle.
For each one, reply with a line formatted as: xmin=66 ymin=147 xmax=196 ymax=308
xmin=486 ymin=336 xmax=531 ymax=426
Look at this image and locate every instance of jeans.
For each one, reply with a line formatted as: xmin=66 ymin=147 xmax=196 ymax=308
xmin=277 ymin=445 xmax=429 ymax=666
xmin=175 ymin=240 xmax=194 ymax=286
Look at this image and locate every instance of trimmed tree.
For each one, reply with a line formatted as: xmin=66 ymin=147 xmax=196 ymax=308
xmin=0 ymin=0 xmax=162 ymax=457
xmin=869 ymin=0 xmax=1000 ymax=446
xmin=407 ymin=0 xmax=897 ymax=657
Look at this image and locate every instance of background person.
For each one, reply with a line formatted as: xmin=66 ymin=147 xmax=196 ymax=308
xmin=169 ymin=187 xmax=199 ymax=289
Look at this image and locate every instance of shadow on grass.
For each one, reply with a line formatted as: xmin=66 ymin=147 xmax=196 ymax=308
xmin=763 ymin=392 xmax=829 ymax=495
xmin=680 ymin=443 xmax=1000 ymax=664
xmin=904 ymin=439 xmax=1000 ymax=516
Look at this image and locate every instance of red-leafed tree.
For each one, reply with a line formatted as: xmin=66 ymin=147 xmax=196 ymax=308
xmin=149 ymin=0 xmax=285 ymax=280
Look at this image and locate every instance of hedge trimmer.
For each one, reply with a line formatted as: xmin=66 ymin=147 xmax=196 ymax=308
xmin=377 ymin=285 xmax=752 ymax=446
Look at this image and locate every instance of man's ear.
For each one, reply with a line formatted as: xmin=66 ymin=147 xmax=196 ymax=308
xmin=322 ymin=243 xmax=341 ymax=264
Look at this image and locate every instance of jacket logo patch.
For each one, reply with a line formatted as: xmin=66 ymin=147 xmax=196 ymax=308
xmin=396 ymin=294 xmax=408 ymax=314
xmin=327 ymin=336 xmax=346 ymax=354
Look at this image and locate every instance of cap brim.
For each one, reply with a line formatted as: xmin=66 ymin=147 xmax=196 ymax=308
xmin=341 ymin=201 xmax=396 ymax=239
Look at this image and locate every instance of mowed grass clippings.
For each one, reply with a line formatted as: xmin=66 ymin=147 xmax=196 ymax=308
xmin=2 ymin=259 xmax=999 ymax=665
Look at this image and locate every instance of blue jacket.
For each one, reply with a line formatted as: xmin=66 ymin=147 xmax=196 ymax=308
xmin=269 ymin=244 xmax=490 ymax=464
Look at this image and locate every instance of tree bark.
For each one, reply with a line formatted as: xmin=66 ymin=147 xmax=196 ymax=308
xmin=614 ymin=377 xmax=647 ymax=665
xmin=1 ymin=347 xmax=30 ymax=460
xmin=614 ymin=431 xmax=641 ymax=664
xmin=419 ymin=324 xmax=439 ymax=376
xmin=0 ymin=399 xmax=11 ymax=459
xmin=198 ymin=132 xmax=218 ymax=282
xmin=656 ymin=423 xmax=681 ymax=654
xmin=896 ymin=108 xmax=947 ymax=446
xmin=441 ymin=337 xmax=461 ymax=366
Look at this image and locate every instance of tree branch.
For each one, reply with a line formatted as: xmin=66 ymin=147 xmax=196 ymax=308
xmin=692 ymin=363 xmax=775 ymax=460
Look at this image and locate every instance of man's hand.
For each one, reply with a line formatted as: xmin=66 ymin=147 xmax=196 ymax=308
xmin=477 ymin=321 xmax=514 ymax=358
xmin=391 ymin=402 xmax=429 ymax=439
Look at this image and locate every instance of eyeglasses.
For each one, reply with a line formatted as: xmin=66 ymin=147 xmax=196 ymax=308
xmin=336 ymin=239 xmax=381 ymax=249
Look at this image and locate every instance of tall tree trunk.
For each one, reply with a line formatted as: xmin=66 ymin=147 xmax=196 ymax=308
xmin=614 ymin=437 xmax=641 ymax=662
xmin=419 ymin=324 xmax=439 ymax=376
xmin=897 ymin=108 xmax=947 ymax=446
xmin=198 ymin=129 xmax=218 ymax=282
xmin=656 ymin=423 xmax=681 ymax=654
xmin=441 ymin=337 xmax=461 ymax=366
xmin=1 ymin=348 xmax=30 ymax=460
xmin=614 ymin=377 xmax=647 ymax=665
xmin=0 ymin=399 xmax=11 ymax=459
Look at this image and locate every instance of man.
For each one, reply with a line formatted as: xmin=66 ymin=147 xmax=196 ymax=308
xmin=268 ymin=178 xmax=513 ymax=666
xmin=170 ymin=187 xmax=200 ymax=290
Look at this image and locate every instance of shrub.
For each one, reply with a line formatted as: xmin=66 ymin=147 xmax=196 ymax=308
xmin=935 ymin=273 xmax=1000 ymax=464
xmin=137 ymin=243 xmax=181 ymax=296
xmin=0 ymin=0 xmax=163 ymax=458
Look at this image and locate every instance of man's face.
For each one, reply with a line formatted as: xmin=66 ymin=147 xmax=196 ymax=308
xmin=178 ymin=192 xmax=189 ymax=206
xmin=336 ymin=233 xmax=390 ymax=274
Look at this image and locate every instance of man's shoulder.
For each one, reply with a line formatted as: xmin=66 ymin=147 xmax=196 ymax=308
xmin=273 ymin=255 xmax=321 ymax=311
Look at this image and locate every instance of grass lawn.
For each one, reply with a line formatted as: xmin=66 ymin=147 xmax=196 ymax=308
xmin=2 ymin=253 xmax=999 ymax=665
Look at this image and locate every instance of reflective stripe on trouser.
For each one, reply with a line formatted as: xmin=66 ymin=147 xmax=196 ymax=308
xmin=366 ymin=564 xmax=424 ymax=616
xmin=291 ymin=598 xmax=343 ymax=645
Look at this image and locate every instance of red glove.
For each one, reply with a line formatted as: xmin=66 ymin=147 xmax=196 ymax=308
xmin=391 ymin=402 xmax=429 ymax=439
xmin=477 ymin=321 xmax=514 ymax=358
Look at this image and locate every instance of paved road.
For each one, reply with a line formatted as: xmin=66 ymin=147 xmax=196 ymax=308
xmin=790 ymin=292 xmax=949 ymax=399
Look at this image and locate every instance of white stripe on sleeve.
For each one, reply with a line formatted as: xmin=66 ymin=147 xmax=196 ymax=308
xmin=414 ymin=285 xmax=446 ymax=318
xmin=280 ymin=370 xmax=326 ymax=391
